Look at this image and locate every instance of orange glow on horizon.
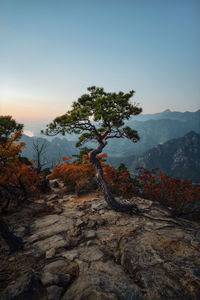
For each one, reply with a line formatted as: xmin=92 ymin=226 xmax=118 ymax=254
xmin=0 ymin=107 xmax=61 ymax=122
xmin=0 ymin=96 xmax=70 ymax=122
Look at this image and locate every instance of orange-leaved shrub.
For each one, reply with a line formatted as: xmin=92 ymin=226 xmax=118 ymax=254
xmin=135 ymin=167 xmax=200 ymax=214
xmin=0 ymin=131 xmax=40 ymax=211
xmin=101 ymin=160 xmax=138 ymax=197
xmin=49 ymin=155 xmax=96 ymax=195
xmin=49 ymin=154 xmax=137 ymax=197
xmin=49 ymin=155 xmax=200 ymax=215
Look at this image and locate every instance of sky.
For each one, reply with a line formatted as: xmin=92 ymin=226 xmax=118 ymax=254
xmin=0 ymin=0 xmax=200 ymax=128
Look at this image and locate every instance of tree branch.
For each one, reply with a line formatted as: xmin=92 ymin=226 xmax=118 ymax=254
xmin=88 ymin=120 xmax=101 ymax=139
xmin=106 ymin=135 xmax=123 ymax=139
xmin=102 ymin=125 xmax=111 ymax=139
xmin=106 ymin=128 xmax=123 ymax=140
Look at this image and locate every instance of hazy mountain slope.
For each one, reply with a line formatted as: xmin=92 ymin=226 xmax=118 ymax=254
xmin=23 ymin=121 xmax=78 ymax=141
xmin=22 ymin=109 xmax=200 ymax=140
xmin=21 ymin=135 xmax=78 ymax=169
xmin=110 ymin=131 xmax=200 ymax=182
xmin=104 ymin=117 xmax=200 ymax=157
xmin=20 ymin=109 xmax=200 ymax=174
xmin=130 ymin=108 xmax=200 ymax=122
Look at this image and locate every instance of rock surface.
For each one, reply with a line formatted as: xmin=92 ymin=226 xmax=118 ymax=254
xmin=1 ymin=270 xmax=43 ymax=300
xmin=1 ymin=192 xmax=200 ymax=300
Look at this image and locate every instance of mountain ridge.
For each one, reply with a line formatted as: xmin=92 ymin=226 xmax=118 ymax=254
xmin=108 ymin=131 xmax=200 ymax=182
xmin=105 ymin=116 xmax=200 ymax=157
xmin=131 ymin=108 xmax=200 ymax=122
xmin=22 ymin=109 xmax=200 ymax=138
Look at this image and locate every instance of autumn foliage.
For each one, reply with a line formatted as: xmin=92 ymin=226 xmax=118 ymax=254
xmin=49 ymin=155 xmax=95 ymax=195
xmin=50 ymin=155 xmax=200 ymax=215
xmin=49 ymin=154 xmax=137 ymax=197
xmin=102 ymin=161 xmax=138 ymax=197
xmin=135 ymin=167 xmax=200 ymax=214
xmin=0 ymin=131 xmax=40 ymax=212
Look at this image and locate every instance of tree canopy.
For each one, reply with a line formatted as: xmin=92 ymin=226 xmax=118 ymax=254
xmin=0 ymin=116 xmax=23 ymax=144
xmin=43 ymin=86 xmax=142 ymax=147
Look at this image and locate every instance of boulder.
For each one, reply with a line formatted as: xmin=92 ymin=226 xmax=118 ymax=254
xmin=1 ymin=270 xmax=43 ymax=300
xmin=44 ymin=259 xmax=71 ymax=274
xmin=30 ymin=235 xmax=69 ymax=257
xmin=41 ymin=271 xmax=71 ymax=287
xmin=62 ymin=261 xmax=144 ymax=300
xmin=46 ymin=285 xmax=63 ymax=300
xmin=49 ymin=179 xmax=60 ymax=188
xmin=14 ymin=225 xmax=29 ymax=238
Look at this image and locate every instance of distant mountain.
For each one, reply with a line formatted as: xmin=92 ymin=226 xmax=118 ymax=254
xmin=131 ymin=109 xmax=200 ymax=122
xmin=21 ymin=135 xmax=78 ymax=169
xmin=22 ymin=109 xmax=200 ymax=141
xmin=104 ymin=115 xmax=200 ymax=157
xmin=109 ymin=132 xmax=200 ymax=183
xmin=20 ymin=109 xmax=200 ymax=177
xmin=22 ymin=121 xmax=78 ymax=141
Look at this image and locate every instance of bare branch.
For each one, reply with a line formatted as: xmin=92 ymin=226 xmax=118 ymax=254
xmin=31 ymin=138 xmax=49 ymax=173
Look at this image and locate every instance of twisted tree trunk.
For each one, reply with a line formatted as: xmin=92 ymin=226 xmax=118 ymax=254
xmin=89 ymin=140 xmax=139 ymax=214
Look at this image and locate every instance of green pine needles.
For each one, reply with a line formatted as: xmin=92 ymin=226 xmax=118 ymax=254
xmin=43 ymin=86 xmax=142 ymax=147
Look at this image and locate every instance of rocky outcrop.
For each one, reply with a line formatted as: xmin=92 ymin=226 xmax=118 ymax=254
xmin=1 ymin=193 xmax=200 ymax=300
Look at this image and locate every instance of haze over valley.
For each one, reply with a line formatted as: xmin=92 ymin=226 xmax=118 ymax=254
xmin=20 ymin=109 xmax=200 ymax=182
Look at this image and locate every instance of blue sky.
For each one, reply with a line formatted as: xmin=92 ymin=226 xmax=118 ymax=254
xmin=0 ymin=0 xmax=199 ymax=124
